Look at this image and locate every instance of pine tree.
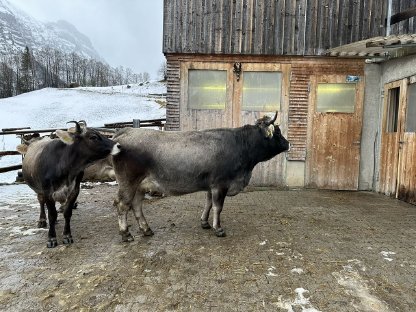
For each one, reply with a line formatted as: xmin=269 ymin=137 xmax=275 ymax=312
xmin=19 ymin=46 xmax=33 ymax=94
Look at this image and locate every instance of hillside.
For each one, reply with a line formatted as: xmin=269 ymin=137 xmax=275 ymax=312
xmin=0 ymin=81 xmax=166 ymax=183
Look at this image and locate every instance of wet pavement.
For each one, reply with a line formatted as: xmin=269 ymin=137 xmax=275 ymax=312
xmin=0 ymin=183 xmax=415 ymax=311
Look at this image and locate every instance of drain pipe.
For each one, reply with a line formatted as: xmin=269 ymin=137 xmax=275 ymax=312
xmin=386 ymin=0 xmax=392 ymax=36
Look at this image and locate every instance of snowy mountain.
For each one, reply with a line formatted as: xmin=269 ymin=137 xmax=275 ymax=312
xmin=0 ymin=0 xmax=102 ymax=60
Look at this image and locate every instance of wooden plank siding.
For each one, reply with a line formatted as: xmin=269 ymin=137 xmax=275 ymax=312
xmin=163 ymin=0 xmax=416 ymax=56
xmin=165 ymin=54 xmax=364 ymax=161
xmin=165 ymin=60 xmax=181 ymax=131
xmin=391 ymin=0 xmax=416 ymax=34
xmin=398 ymin=133 xmax=416 ymax=204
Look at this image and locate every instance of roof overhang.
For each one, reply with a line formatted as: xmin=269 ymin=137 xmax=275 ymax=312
xmin=325 ymin=34 xmax=416 ymax=63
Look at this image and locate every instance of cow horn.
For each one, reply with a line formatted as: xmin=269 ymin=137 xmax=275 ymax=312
xmin=266 ymin=112 xmax=278 ymax=126
xmin=67 ymin=121 xmax=82 ymax=134
xmin=78 ymin=120 xmax=87 ymax=128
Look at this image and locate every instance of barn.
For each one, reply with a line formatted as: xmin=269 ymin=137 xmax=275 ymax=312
xmin=162 ymin=0 xmax=416 ymax=204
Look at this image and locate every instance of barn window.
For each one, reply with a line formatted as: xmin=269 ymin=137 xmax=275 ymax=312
xmin=188 ymin=70 xmax=227 ymax=110
xmin=406 ymin=83 xmax=416 ymax=132
xmin=386 ymin=87 xmax=400 ymax=133
xmin=242 ymin=72 xmax=282 ymax=111
xmin=316 ymin=83 xmax=356 ymax=113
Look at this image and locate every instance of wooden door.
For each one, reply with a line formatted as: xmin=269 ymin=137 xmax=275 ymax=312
xmin=379 ymin=80 xmax=406 ymax=196
xmin=397 ymin=79 xmax=416 ymax=204
xmin=235 ymin=63 xmax=290 ymax=185
xmin=307 ymin=75 xmax=364 ymax=190
xmin=180 ymin=62 xmax=233 ymax=131
xmin=380 ymin=78 xmax=416 ymax=205
xmin=397 ymin=131 xmax=416 ymax=204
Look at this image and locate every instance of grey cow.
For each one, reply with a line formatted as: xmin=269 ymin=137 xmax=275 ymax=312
xmin=112 ymin=113 xmax=290 ymax=241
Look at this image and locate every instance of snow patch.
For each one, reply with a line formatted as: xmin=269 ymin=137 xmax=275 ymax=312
xmin=0 ymin=205 xmax=13 ymax=211
xmin=291 ymin=268 xmax=304 ymax=274
xmin=272 ymin=288 xmax=321 ymax=312
xmin=332 ymin=262 xmax=389 ymax=312
xmin=266 ymin=266 xmax=278 ymax=277
xmin=9 ymin=226 xmax=46 ymax=236
xmin=380 ymin=251 xmax=396 ymax=261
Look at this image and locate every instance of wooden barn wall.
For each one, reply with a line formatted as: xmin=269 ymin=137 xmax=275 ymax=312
xmin=165 ymin=60 xmax=181 ymax=131
xmin=162 ymin=0 xmax=416 ymax=56
xmin=165 ymin=54 xmax=365 ymax=161
xmin=391 ymin=0 xmax=416 ymax=34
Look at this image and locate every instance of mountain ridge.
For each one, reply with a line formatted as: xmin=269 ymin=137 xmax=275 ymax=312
xmin=0 ymin=0 xmax=102 ymax=60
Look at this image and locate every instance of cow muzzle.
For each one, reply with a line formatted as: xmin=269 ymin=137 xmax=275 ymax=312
xmin=111 ymin=143 xmax=122 ymax=155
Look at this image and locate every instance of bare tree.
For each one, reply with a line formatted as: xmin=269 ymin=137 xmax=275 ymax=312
xmin=142 ymin=71 xmax=150 ymax=82
xmin=158 ymin=61 xmax=167 ymax=81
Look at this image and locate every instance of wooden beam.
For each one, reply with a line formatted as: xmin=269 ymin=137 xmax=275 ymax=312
xmin=390 ymin=7 xmax=416 ymax=25
xmin=1 ymin=127 xmax=31 ymax=132
xmin=0 ymin=165 xmax=22 ymax=173
xmin=0 ymin=151 xmax=20 ymax=156
xmin=0 ymin=128 xmax=67 ymax=136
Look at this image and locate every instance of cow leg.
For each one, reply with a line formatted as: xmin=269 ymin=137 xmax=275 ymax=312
xmin=45 ymin=198 xmax=58 ymax=248
xmin=37 ymin=194 xmax=47 ymax=228
xmin=62 ymin=176 xmax=81 ymax=245
xmin=212 ymin=188 xmax=227 ymax=237
xmin=131 ymin=191 xmax=154 ymax=236
xmin=116 ymin=185 xmax=135 ymax=242
xmin=201 ymin=190 xmax=212 ymax=229
xmin=117 ymin=201 xmax=133 ymax=242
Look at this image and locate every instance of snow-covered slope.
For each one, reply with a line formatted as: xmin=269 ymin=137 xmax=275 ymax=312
xmin=0 ymin=81 xmax=166 ymax=183
xmin=0 ymin=0 xmax=101 ymax=59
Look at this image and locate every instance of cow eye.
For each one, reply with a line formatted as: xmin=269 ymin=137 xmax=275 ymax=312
xmin=89 ymin=135 xmax=99 ymax=141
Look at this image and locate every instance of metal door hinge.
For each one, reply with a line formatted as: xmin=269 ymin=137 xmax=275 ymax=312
xmin=233 ymin=62 xmax=242 ymax=81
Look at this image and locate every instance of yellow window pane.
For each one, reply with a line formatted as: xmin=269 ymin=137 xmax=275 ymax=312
xmin=242 ymin=72 xmax=281 ymax=112
xmin=188 ymin=70 xmax=227 ymax=110
xmin=317 ymin=83 xmax=356 ymax=113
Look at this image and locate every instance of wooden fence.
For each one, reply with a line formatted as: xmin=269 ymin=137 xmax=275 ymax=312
xmin=0 ymin=118 xmax=166 ymax=175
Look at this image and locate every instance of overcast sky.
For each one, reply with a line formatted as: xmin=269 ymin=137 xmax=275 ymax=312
xmin=11 ymin=0 xmax=165 ymax=79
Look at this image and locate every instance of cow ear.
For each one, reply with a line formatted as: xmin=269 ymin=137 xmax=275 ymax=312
xmin=16 ymin=144 xmax=28 ymax=154
xmin=56 ymin=130 xmax=74 ymax=145
xmin=262 ymin=124 xmax=275 ymax=138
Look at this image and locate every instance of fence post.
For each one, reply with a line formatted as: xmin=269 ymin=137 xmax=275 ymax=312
xmin=133 ymin=119 xmax=141 ymax=128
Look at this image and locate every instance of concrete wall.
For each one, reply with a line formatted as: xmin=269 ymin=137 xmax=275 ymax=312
xmin=359 ymin=64 xmax=381 ymax=190
xmin=380 ymin=54 xmax=416 ymax=84
xmin=286 ymin=160 xmax=305 ymax=188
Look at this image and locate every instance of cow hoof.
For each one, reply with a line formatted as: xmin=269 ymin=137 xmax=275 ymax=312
xmin=63 ymin=235 xmax=74 ymax=245
xmin=37 ymin=220 xmax=47 ymax=228
xmin=47 ymin=238 xmax=58 ymax=248
xmin=215 ymin=229 xmax=226 ymax=237
xmin=121 ymin=231 xmax=134 ymax=242
xmin=201 ymin=221 xmax=211 ymax=229
xmin=142 ymin=228 xmax=154 ymax=236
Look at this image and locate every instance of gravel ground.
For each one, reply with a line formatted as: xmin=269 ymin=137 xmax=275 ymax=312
xmin=0 ymin=183 xmax=415 ymax=311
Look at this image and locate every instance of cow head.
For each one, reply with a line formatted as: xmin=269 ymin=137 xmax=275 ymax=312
xmin=56 ymin=121 xmax=121 ymax=163
xmin=256 ymin=112 xmax=290 ymax=154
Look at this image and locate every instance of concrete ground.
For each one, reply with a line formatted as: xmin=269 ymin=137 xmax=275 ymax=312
xmin=0 ymin=183 xmax=415 ymax=311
